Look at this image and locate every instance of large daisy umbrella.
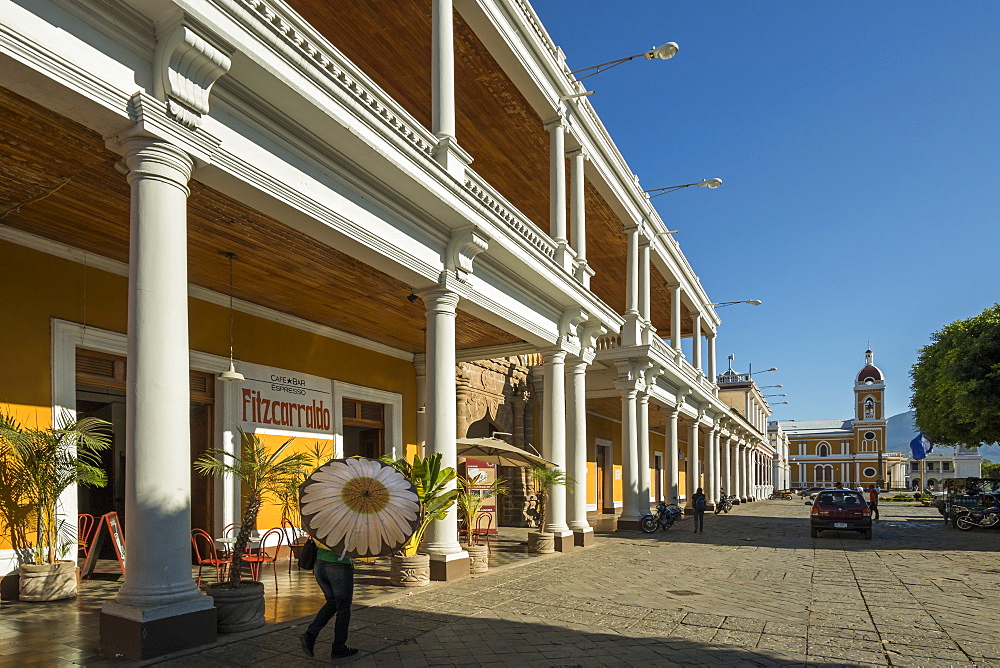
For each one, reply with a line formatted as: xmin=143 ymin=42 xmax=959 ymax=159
xmin=299 ymin=457 xmax=419 ymax=559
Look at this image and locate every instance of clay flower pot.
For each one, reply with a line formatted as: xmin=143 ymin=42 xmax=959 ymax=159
xmin=464 ymin=543 xmax=489 ymax=574
xmin=527 ymin=531 xmax=554 ymax=554
xmin=390 ymin=553 xmax=430 ymax=587
xmin=18 ymin=561 xmax=77 ymax=601
xmin=206 ymin=581 xmax=265 ymax=633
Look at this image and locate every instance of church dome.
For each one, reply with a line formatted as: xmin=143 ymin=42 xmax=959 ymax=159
xmin=856 ymin=349 xmax=883 ymax=384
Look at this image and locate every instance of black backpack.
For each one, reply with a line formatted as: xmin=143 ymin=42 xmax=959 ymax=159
xmin=298 ymin=538 xmax=318 ymax=570
xmin=694 ymin=496 xmax=707 ymax=511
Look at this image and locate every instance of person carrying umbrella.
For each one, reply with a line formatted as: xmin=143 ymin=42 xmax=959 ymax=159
xmin=300 ymin=541 xmax=357 ymax=659
xmin=298 ymin=457 xmax=420 ymax=660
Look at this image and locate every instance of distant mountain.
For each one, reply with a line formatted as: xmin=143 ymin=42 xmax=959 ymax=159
xmin=886 ymin=410 xmax=1000 ymax=460
xmin=886 ymin=411 xmax=917 ymax=454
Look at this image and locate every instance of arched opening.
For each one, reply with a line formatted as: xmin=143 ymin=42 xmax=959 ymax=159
xmin=817 ymin=443 xmax=829 ymax=457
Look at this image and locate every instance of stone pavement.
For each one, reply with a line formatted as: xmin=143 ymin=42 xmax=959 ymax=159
xmin=20 ymin=499 xmax=1000 ymax=667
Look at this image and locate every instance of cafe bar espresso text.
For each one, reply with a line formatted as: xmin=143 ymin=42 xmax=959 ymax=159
xmin=242 ymin=388 xmax=332 ymax=430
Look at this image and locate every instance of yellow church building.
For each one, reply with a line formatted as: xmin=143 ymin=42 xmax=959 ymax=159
xmin=779 ymin=350 xmax=908 ymax=490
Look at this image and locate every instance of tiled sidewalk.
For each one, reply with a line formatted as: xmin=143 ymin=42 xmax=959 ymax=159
xmin=153 ymin=501 xmax=1000 ymax=667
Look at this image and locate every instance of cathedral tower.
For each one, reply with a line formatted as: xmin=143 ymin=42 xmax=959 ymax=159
xmin=854 ymin=349 xmax=887 ymax=475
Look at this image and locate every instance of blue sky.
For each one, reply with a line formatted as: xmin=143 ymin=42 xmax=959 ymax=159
xmin=533 ymin=2 xmax=1000 ymax=421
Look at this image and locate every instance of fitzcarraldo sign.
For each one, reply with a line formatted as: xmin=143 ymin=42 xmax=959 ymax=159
xmin=237 ymin=362 xmax=333 ymax=437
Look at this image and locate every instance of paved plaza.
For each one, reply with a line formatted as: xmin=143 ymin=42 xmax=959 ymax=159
xmin=148 ymin=499 xmax=1000 ymax=667
xmin=5 ymin=500 xmax=1000 ymax=667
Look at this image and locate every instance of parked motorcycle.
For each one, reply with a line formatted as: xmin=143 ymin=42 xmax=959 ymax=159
xmin=715 ymin=495 xmax=735 ymax=515
xmin=641 ymin=502 xmax=683 ymax=533
xmin=954 ymin=494 xmax=1000 ymax=531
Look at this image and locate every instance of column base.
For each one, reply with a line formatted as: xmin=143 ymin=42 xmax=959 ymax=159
xmin=100 ymin=597 xmax=216 ymax=660
xmin=572 ymin=527 xmax=594 ymax=547
xmin=732 ymin=498 xmax=741 ymax=505
xmin=428 ymin=551 xmax=470 ymax=582
xmin=616 ymin=517 xmax=641 ymax=531
xmin=552 ymin=531 xmax=575 ymax=552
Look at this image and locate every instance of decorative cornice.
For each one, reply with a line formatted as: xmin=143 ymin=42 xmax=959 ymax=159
xmin=115 ymin=93 xmax=222 ymax=165
xmin=445 ymin=225 xmax=490 ymax=281
xmin=153 ymin=14 xmax=233 ymax=129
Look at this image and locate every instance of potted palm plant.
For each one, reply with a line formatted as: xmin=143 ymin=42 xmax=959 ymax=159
xmin=527 ymin=466 xmax=572 ymax=554
xmin=0 ymin=411 xmax=110 ymax=601
xmin=381 ymin=453 xmax=458 ymax=586
xmin=194 ymin=427 xmax=310 ymax=632
xmin=456 ymin=471 xmax=507 ymax=573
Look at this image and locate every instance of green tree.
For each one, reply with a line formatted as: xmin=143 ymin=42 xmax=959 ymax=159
xmin=194 ymin=428 xmax=311 ymax=585
xmin=911 ymin=304 xmax=1000 ymax=446
xmin=0 ymin=411 xmax=110 ymax=564
xmin=982 ymin=459 xmax=1000 ymax=480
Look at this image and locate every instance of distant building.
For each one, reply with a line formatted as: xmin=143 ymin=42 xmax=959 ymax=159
xmin=905 ymin=446 xmax=983 ymax=491
xmin=779 ymin=350 xmax=909 ymax=489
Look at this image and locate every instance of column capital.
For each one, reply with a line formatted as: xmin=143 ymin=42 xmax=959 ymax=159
xmin=543 ymin=109 xmax=568 ymax=130
xmin=415 ymin=286 xmax=460 ymax=313
xmin=122 ymin=137 xmax=194 ymax=193
xmin=541 ymin=348 xmax=568 ymax=365
xmin=566 ymin=147 xmax=589 ymax=160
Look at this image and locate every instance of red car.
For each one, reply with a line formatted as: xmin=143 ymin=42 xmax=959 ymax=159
xmin=810 ymin=490 xmax=872 ymax=539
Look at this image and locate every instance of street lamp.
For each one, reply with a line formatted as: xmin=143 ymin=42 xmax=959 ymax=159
xmin=760 ymin=385 xmax=783 ymax=389
xmin=764 ymin=394 xmax=787 ymax=398
xmin=749 ymin=366 xmax=777 ymax=376
xmin=710 ymin=299 xmax=761 ymax=308
xmin=571 ymin=42 xmax=679 ymax=81
xmin=644 ymin=178 xmax=723 ymax=199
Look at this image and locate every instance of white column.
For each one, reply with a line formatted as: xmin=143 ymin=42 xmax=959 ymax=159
xmin=623 ymin=226 xmax=641 ymax=345
xmin=737 ymin=442 xmax=747 ymax=500
xmin=546 ymin=114 xmax=571 ymax=272
xmin=687 ymin=420 xmax=700 ymax=503
xmin=670 ymin=283 xmax=683 ymax=353
xmin=721 ymin=435 xmax=731 ymax=497
xmin=667 ymin=407 xmax=680 ymax=503
xmin=569 ymin=149 xmax=592 ymax=287
xmin=108 ymin=137 xmax=205 ymax=613
xmin=421 ymin=288 xmax=463 ymax=556
xmin=414 ymin=361 xmax=427 ymax=456
xmin=639 ymin=240 xmax=651 ymax=344
xmin=705 ymin=427 xmax=717 ymax=505
xmin=566 ymin=358 xmax=591 ymax=534
xmin=691 ymin=312 xmax=703 ymax=373
xmin=637 ymin=392 xmax=652 ymax=513
xmin=619 ymin=385 xmax=642 ymax=524
xmin=432 ymin=0 xmax=455 ymax=139
xmin=707 ymin=331 xmax=717 ymax=382
xmin=542 ymin=350 xmax=570 ymax=535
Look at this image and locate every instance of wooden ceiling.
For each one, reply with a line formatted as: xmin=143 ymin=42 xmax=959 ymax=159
xmin=286 ymin=0 xmax=696 ymax=338
xmin=0 ymin=86 xmax=518 ymax=354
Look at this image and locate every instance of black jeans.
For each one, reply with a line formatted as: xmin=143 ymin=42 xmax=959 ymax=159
xmin=869 ymin=501 xmax=879 ymax=520
xmin=693 ymin=509 xmax=705 ymax=530
xmin=306 ymin=560 xmax=354 ymax=650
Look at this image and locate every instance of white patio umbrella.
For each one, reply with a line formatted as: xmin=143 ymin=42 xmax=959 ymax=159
xmin=299 ymin=457 xmax=419 ymax=559
xmin=456 ymin=437 xmax=555 ymax=468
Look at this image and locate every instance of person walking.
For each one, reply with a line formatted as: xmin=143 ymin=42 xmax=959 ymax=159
xmin=692 ymin=487 xmax=707 ymax=533
xmin=301 ymin=541 xmax=358 ymax=660
xmin=868 ymin=484 xmax=880 ymax=521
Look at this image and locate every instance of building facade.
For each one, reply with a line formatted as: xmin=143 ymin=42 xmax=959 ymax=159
xmin=0 ymin=0 xmax=769 ymax=658
xmin=781 ymin=350 xmax=907 ymax=490
xmin=905 ymin=446 xmax=983 ymax=491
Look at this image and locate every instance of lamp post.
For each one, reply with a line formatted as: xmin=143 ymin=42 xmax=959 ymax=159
xmin=571 ymin=42 xmax=679 ymax=81
xmin=764 ymin=394 xmax=787 ymax=398
xmin=644 ymin=178 xmax=723 ymax=199
xmin=710 ymin=299 xmax=761 ymax=307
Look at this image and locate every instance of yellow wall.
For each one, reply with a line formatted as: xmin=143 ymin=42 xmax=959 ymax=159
xmin=1 ymin=241 xmax=418 ymax=545
xmin=586 ymin=413 xmax=620 ymax=507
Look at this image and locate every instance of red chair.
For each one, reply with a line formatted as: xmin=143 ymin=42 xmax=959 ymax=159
xmin=78 ymin=514 xmax=96 ymax=560
xmin=243 ymin=528 xmax=284 ymax=590
xmin=472 ymin=512 xmax=494 ymax=553
xmin=217 ymin=523 xmax=242 ymax=559
xmin=191 ymin=528 xmax=230 ymax=586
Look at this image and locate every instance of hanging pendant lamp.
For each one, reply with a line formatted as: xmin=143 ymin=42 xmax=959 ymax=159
xmin=219 ymin=252 xmax=245 ymax=382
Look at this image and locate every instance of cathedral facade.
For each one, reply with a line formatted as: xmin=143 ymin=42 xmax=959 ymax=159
xmin=779 ymin=350 xmax=908 ymax=489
